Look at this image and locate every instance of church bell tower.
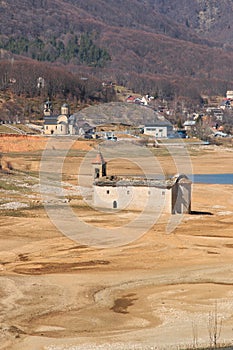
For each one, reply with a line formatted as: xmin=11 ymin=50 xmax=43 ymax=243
xmin=92 ymin=151 xmax=107 ymax=179
xmin=43 ymin=100 xmax=53 ymax=117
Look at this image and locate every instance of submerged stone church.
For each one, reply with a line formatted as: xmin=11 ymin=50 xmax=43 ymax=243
xmin=92 ymin=152 xmax=192 ymax=214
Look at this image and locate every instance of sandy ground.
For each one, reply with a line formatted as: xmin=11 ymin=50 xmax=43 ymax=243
xmin=0 ymin=137 xmax=233 ymax=350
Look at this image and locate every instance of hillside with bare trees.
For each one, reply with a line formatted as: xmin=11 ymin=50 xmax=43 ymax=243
xmin=1 ymin=0 xmax=233 ymax=107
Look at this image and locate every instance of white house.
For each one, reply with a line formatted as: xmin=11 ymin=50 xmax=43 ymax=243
xmin=144 ymin=122 xmax=173 ymax=138
xmin=226 ymin=91 xmax=233 ymax=99
xmin=183 ymin=120 xmax=196 ymax=131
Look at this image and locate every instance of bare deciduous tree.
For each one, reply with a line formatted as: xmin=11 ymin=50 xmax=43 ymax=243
xmin=192 ymin=321 xmax=199 ymax=349
xmin=208 ymin=301 xmax=222 ymax=348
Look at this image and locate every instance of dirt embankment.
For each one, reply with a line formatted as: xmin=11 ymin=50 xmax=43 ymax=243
xmin=0 ymin=135 xmax=97 ymax=153
xmin=0 ymin=135 xmax=97 ymax=171
xmin=0 ymin=135 xmax=47 ymax=153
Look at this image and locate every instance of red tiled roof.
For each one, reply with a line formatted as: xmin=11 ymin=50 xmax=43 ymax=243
xmin=126 ymin=96 xmax=136 ymax=102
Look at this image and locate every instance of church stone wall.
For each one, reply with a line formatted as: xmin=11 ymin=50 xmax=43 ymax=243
xmin=93 ymin=185 xmax=172 ymax=213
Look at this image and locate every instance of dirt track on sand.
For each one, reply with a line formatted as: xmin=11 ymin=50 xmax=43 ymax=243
xmin=0 ymin=138 xmax=233 ymax=349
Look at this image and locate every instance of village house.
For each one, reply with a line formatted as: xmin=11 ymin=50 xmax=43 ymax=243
xmin=76 ymin=120 xmax=94 ymax=137
xmin=126 ymin=95 xmax=137 ymax=103
xmin=143 ymin=121 xmax=173 ymax=138
xmin=126 ymin=95 xmax=154 ymax=106
xmin=183 ymin=120 xmax=196 ymax=131
xmin=226 ymin=90 xmax=233 ymax=99
xmin=92 ymin=151 xmax=192 ymax=214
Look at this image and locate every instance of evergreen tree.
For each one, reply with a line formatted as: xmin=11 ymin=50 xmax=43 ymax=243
xmin=0 ymin=32 xmax=111 ymax=66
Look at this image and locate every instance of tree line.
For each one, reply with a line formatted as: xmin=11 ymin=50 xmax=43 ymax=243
xmin=0 ymin=33 xmax=111 ymax=67
xmin=0 ymin=59 xmax=116 ymax=121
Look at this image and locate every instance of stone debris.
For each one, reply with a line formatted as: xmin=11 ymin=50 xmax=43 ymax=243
xmin=45 ymin=344 xmax=158 ymax=350
xmin=0 ymin=202 xmax=29 ymax=210
xmin=0 ymin=173 xmax=92 ymax=210
xmin=217 ymin=211 xmax=233 ymax=216
xmin=33 ymin=183 xmax=81 ymax=196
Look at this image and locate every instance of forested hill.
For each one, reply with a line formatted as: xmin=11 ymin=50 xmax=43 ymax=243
xmin=1 ymin=0 xmax=233 ymax=102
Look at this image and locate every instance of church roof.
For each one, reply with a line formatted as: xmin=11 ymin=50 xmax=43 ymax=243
xmin=94 ymin=174 xmax=191 ymax=189
xmin=92 ymin=151 xmax=106 ymax=165
xmin=44 ymin=115 xmax=58 ymax=125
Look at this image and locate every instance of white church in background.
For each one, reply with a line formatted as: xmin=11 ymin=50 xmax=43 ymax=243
xmin=43 ymin=101 xmax=76 ymax=135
